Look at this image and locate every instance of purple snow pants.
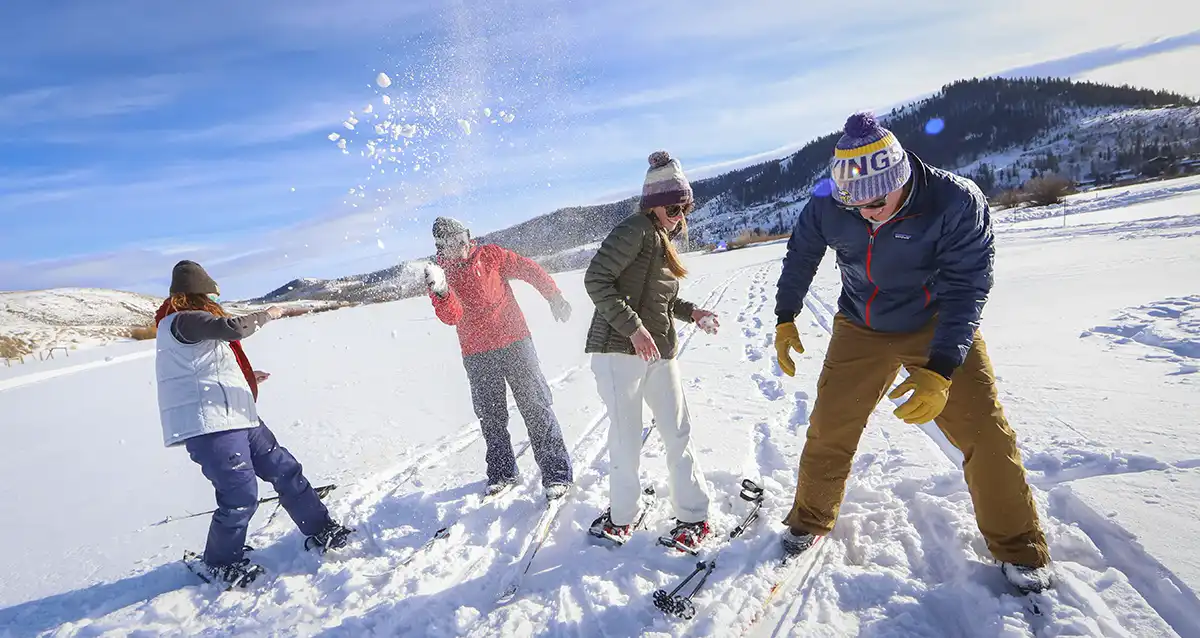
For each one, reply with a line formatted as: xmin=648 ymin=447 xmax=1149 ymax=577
xmin=185 ymin=421 xmax=330 ymax=566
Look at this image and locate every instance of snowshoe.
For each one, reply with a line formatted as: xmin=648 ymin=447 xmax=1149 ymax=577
xmin=1002 ymin=561 xmax=1053 ymax=594
xmin=780 ymin=528 xmax=816 ymax=557
xmin=183 ymin=550 xmax=265 ymax=590
xmin=588 ymin=509 xmax=635 ymax=545
xmin=304 ymin=520 xmax=354 ymax=553
xmin=484 ymin=477 xmax=519 ymax=498
xmin=658 ymin=519 xmax=711 ymax=555
xmin=543 ymin=483 xmax=571 ymax=501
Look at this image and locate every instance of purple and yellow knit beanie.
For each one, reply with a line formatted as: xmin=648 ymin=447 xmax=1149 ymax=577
xmin=829 ymin=112 xmax=911 ymax=205
xmin=641 ymin=150 xmax=693 ymax=209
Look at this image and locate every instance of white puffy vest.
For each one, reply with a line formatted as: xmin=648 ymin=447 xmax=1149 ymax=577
xmin=155 ymin=313 xmax=259 ymax=447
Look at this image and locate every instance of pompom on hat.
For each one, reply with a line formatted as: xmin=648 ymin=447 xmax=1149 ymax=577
xmin=641 ymin=150 xmax=693 ymax=209
xmin=828 ymin=111 xmax=911 ymax=205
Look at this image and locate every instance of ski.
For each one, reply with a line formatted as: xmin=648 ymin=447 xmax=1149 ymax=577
xmin=399 ymin=527 xmax=452 ymax=567
xmin=495 ymin=420 xmax=660 ymax=603
xmin=740 ymin=535 xmax=828 ymax=635
xmin=495 ymin=486 xmax=573 ymax=604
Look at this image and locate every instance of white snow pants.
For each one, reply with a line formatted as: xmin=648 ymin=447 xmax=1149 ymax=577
xmin=591 ymin=353 xmax=711 ymax=526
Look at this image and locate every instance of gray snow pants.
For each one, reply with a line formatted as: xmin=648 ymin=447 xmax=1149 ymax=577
xmin=462 ymin=338 xmax=573 ymax=487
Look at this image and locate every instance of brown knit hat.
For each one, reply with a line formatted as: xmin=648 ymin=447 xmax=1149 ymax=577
xmin=169 ymin=260 xmax=220 ymax=296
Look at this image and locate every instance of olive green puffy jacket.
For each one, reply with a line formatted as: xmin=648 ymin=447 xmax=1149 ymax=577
xmin=584 ymin=213 xmax=696 ymax=359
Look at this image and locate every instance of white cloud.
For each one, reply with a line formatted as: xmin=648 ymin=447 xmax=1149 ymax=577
xmin=0 ymin=74 xmax=189 ymax=122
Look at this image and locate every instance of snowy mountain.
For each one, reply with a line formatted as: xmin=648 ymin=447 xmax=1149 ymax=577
xmin=256 ymin=77 xmax=1198 ymax=304
xmin=248 ymin=260 xmax=428 ymax=305
xmin=1 ymin=176 xmax=1197 ymax=636
xmin=0 ymin=288 xmax=162 ymax=359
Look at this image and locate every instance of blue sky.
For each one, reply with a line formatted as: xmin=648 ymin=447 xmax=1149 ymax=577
xmin=2 ymin=1 xmax=1198 ymax=299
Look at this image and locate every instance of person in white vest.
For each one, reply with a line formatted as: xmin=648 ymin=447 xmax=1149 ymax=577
xmin=153 ymin=260 xmax=352 ymax=588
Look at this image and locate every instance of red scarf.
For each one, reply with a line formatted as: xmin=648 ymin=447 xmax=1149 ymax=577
xmin=155 ymin=300 xmax=259 ymax=401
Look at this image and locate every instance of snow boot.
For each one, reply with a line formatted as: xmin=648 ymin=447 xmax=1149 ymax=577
xmin=484 ymin=476 xmax=519 ymax=497
xmin=660 ymin=519 xmax=711 ymax=555
xmin=781 ymin=528 xmax=816 ymax=556
xmin=544 ymin=483 xmax=571 ymax=501
xmin=206 ymin=557 xmax=265 ymax=589
xmin=1002 ymin=562 xmax=1053 ymax=594
xmin=588 ymin=509 xmax=635 ymax=545
xmin=304 ymin=520 xmax=354 ymax=553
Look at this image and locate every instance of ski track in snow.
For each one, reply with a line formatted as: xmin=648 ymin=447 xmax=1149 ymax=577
xmin=1082 ymin=294 xmax=1200 ymax=376
xmin=7 ymin=232 xmax=1200 ymax=636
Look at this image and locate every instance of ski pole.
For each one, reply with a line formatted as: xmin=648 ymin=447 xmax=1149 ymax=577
xmin=152 ymin=483 xmax=337 ymax=526
xmin=654 ymin=561 xmax=707 ymax=616
xmin=731 ymin=479 xmax=765 ymax=538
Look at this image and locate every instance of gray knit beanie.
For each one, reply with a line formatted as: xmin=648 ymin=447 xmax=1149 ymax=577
xmin=432 ymin=216 xmax=470 ymax=241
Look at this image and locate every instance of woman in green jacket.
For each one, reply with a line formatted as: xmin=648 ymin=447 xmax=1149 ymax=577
xmin=583 ymin=150 xmax=718 ymax=551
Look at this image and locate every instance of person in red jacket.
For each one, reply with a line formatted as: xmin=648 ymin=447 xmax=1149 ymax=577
xmin=424 ymin=216 xmax=574 ymax=500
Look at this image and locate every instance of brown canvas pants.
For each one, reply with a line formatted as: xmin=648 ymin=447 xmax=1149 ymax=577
xmin=784 ymin=314 xmax=1050 ymax=567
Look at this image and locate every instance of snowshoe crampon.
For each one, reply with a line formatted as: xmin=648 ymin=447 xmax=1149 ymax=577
xmin=304 ymin=521 xmax=354 ymax=553
xmin=589 ymin=488 xmax=657 ymax=547
xmin=183 ymin=550 xmax=265 ymax=590
xmin=658 ymin=519 xmax=711 ymax=555
xmin=588 ymin=510 xmax=634 ymax=546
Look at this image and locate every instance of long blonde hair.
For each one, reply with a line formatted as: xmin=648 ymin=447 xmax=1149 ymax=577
xmin=645 ymin=204 xmax=692 ymax=279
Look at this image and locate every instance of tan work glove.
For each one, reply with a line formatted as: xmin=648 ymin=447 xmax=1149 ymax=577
xmin=774 ymin=322 xmax=804 ymax=377
xmin=888 ymin=366 xmax=952 ymax=424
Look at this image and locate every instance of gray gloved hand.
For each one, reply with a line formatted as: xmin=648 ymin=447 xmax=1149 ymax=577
xmin=549 ymin=294 xmax=572 ymax=323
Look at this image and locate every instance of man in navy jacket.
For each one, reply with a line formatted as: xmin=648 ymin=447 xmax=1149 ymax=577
xmin=773 ymin=112 xmax=1052 ymax=593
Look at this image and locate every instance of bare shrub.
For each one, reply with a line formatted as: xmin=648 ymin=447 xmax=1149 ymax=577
xmin=129 ymin=324 xmax=157 ymax=340
xmin=1024 ymin=174 xmax=1075 ymax=206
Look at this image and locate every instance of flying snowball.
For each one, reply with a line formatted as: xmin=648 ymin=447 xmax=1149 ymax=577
xmin=328 ymin=133 xmax=341 ymax=141
xmin=382 ymin=95 xmax=392 ymax=105
xmin=457 ymin=119 xmax=472 ymax=135
xmin=376 ymin=72 xmax=392 ymax=88
xmin=363 ymin=103 xmax=374 ymax=114
xmin=483 ymin=107 xmax=492 ymax=117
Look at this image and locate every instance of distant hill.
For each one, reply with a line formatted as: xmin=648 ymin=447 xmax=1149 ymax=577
xmin=245 ymin=261 xmax=427 ymax=305
xmin=0 ymin=288 xmax=161 ymax=357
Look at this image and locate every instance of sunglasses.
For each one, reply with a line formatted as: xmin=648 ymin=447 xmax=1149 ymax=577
xmin=664 ymin=202 xmax=692 ymax=219
xmin=837 ymin=196 xmax=889 ymax=212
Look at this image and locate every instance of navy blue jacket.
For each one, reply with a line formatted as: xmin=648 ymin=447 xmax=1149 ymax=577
xmin=775 ymin=152 xmax=994 ymax=378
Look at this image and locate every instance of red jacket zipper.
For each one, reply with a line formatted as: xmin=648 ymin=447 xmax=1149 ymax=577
xmin=863 ymin=215 xmax=918 ymax=328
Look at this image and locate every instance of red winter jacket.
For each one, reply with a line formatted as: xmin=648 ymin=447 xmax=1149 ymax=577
xmin=431 ymin=243 xmax=561 ymax=357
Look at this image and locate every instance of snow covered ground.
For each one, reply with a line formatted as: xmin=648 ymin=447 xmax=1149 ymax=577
xmin=1 ymin=178 xmax=1198 ymax=637
xmin=0 ymin=288 xmax=161 ymax=359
